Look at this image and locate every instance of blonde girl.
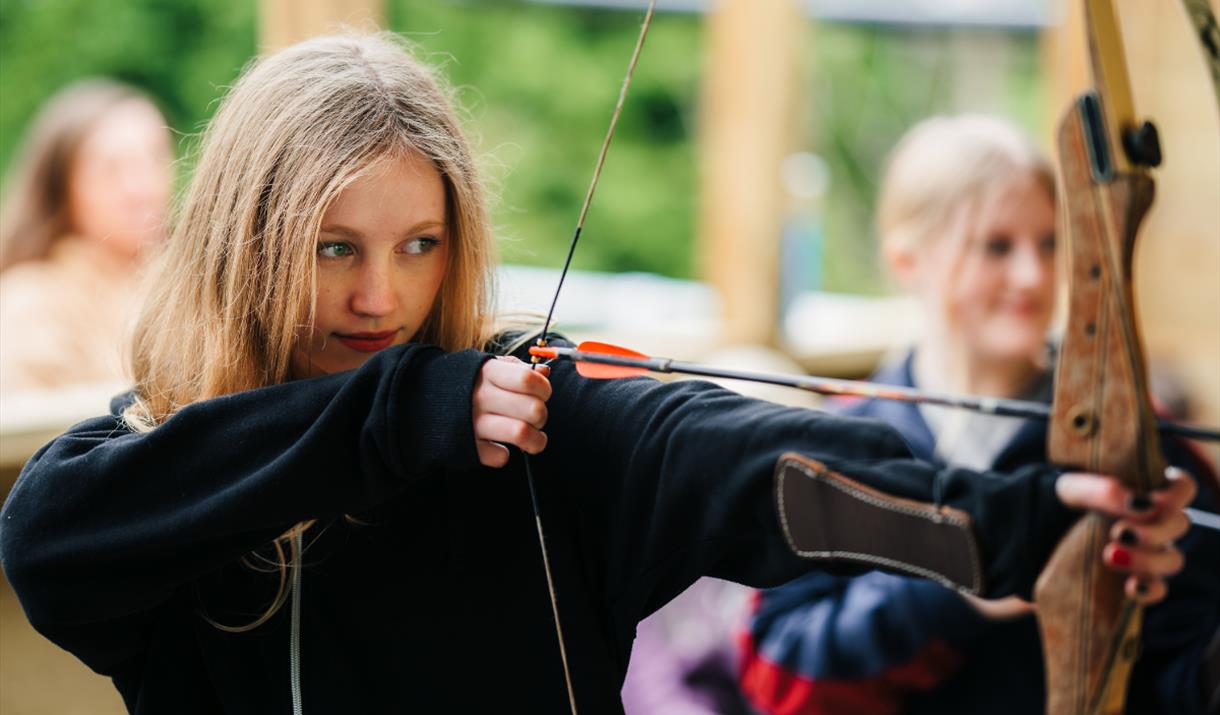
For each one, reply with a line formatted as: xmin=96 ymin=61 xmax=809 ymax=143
xmin=877 ymin=114 xmax=1059 ymax=469
xmin=0 ymin=38 xmax=1192 ymax=714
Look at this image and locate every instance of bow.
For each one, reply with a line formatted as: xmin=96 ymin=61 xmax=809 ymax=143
xmin=1032 ymin=1 xmax=1219 ymax=713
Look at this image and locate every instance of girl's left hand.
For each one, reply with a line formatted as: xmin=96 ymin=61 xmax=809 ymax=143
xmin=1055 ymin=467 xmax=1196 ymax=605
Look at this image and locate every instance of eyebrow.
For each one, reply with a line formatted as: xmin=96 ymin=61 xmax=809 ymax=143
xmin=318 ymin=220 xmax=447 ymax=238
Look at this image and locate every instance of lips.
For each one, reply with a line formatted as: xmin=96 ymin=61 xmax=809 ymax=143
xmin=335 ymin=330 xmax=398 ymax=352
xmin=1005 ymin=301 xmax=1046 ymax=318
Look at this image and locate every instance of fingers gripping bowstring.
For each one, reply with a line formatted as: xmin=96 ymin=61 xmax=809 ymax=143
xmin=523 ymin=3 xmax=658 ymax=712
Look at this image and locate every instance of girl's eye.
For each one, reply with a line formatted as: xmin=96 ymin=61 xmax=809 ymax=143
xmin=318 ymin=241 xmax=355 ymax=259
xmin=402 ymin=237 xmax=440 ymax=256
xmin=983 ymin=236 xmax=1012 ymax=258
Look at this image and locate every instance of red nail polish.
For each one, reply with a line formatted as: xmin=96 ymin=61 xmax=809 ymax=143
xmin=1111 ymin=547 xmax=1132 ymax=567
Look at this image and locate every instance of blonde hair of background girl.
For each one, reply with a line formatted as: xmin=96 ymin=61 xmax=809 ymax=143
xmin=875 ymin=114 xmax=1057 ymax=452
xmin=0 ymin=79 xmax=159 ymax=272
xmin=877 ymin=113 xmax=1054 ymax=266
xmin=123 ymin=33 xmax=502 ymax=630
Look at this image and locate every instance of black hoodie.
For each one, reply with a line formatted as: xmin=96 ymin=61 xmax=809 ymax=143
xmin=0 ymin=341 xmax=1070 ymax=713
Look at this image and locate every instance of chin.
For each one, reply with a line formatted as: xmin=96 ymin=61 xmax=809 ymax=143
xmin=985 ymin=342 xmax=1046 ymax=365
xmin=978 ymin=328 xmax=1047 ymax=363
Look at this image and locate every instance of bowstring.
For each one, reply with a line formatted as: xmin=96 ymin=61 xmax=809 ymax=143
xmin=538 ymin=0 xmax=658 ymax=346
xmin=522 ymin=2 xmax=658 ymax=712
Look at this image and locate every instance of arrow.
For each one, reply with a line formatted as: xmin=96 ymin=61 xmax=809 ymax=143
xmin=529 ymin=341 xmax=1220 ymax=443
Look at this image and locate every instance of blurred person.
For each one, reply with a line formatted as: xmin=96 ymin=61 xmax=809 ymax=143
xmin=739 ymin=115 xmax=1220 ymax=715
xmin=0 ymin=36 xmax=1194 ymax=712
xmin=0 ymin=78 xmax=173 ymax=393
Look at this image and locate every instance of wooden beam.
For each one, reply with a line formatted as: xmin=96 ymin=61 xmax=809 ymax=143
xmin=697 ymin=0 xmax=804 ymax=346
xmin=259 ymin=0 xmax=384 ymax=52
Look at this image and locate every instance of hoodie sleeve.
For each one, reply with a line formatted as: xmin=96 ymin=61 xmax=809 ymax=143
xmin=0 ymin=343 xmax=488 ymax=672
xmin=532 ymin=351 xmax=1073 ymax=643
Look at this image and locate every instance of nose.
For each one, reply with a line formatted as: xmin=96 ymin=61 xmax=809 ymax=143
xmin=350 ymin=259 xmax=398 ymax=319
xmin=1010 ymin=242 xmax=1052 ymax=290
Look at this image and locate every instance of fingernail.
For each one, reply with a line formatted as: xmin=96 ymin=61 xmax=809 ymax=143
xmin=1118 ymin=528 xmax=1138 ymax=546
xmin=1129 ymin=495 xmax=1153 ymax=512
xmin=1110 ymin=547 xmax=1132 ymax=567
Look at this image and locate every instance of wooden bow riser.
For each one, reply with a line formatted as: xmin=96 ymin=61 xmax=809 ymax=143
xmin=1035 ymin=95 xmax=1168 ymax=715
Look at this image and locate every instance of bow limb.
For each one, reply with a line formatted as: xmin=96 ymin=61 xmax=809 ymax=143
xmin=1179 ymin=0 xmax=1220 ymax=109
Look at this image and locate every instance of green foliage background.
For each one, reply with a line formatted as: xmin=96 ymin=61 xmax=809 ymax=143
xmin=0 ymin=0 xmax=257 ymax=177
xmin=0 ymin=0 xmax=1044 ymax=293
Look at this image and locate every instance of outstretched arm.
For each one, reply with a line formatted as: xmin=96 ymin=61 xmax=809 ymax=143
xmin=532 ymin=351 xmax=1189 ymax=636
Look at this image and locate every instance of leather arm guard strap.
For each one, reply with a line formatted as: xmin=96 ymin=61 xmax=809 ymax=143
xmin=775 ymin=452 xmax=985 ymax=595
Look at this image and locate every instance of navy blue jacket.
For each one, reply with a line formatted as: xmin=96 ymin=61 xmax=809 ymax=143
xmin=0 ymin=342 xmax=1075 ymax=714
xmin=743 ymin=354 xmax=1220 ymax=715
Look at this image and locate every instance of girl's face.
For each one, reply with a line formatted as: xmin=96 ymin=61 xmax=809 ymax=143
xmin=906 ymin=174 xmax=1057 ymax=364
xmin=68 ymin=99 xmax=173 ymax=257
xmin=291 ymin=152 xmax=450 ymax=378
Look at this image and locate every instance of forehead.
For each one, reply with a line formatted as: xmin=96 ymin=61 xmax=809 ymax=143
xmin=323 ymin=152 xmax=446 ymax=228
xmin=78 ymin=100 xmax=168 ymax=161
xmin=975 ymin=174 xmax=1055 ymax=224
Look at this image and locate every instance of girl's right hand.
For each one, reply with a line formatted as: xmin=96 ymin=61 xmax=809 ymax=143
xmin=472 ymin=356 xmax=552 ymax=468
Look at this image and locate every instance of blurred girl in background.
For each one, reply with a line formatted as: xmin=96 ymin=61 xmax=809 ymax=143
xmin=741 ymin=115 xmax=1220 ymax=715
xmin=0 ymin=79 xmax=173 ymax=393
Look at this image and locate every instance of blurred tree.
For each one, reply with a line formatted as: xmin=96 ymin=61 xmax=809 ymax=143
xmin=389 ymin=0 xmax=701 ymax=278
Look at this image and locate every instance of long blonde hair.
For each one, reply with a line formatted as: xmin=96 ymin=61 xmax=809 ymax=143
xmin=0 ymin=79 xmax=159 ymax=272
xmin=125 ymin=32 xmax=498 ymax=430
xmin=123 ymin=33 xmax=500 ymax=630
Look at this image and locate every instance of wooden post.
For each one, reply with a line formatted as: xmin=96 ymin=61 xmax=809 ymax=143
xmin=259 ymin=0 xmax=384 ymax=52
xmin=697 ymin=0 xmax=805 ymax=346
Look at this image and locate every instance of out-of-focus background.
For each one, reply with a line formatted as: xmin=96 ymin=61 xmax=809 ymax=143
xmin=1 ymin=1 xmax=1216 ymax=712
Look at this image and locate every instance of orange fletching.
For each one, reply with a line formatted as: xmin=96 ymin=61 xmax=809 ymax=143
xmin=573 ymin=341 xmax=650 ymax=379
xmin=529 ymin=346 xmax=559 ymax=360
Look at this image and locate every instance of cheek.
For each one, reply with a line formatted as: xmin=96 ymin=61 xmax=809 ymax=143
xmin=419 ymin=252 xmax=449 ymax=308
xmin=67 ymin=170 xmax=109 ymax=231
xmin=130 ymin=160 xmax=172 ymax=207
xmin=311 ymin=280 xmax=348 ymax=328
xmin=935 ymin=257 xmax=994 ymax=321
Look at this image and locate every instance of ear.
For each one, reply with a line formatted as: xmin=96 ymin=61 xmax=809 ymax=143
xmin=882 ymin=238 xmax=920 ymax=291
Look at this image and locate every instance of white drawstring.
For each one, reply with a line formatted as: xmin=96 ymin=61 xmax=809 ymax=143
xmin=290 ymin=533 xmax=303 ymax=715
